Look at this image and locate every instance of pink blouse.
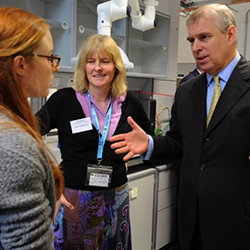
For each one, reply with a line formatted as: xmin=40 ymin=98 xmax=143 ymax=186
xmin=76 ymin=91 xmax=127 ymax=140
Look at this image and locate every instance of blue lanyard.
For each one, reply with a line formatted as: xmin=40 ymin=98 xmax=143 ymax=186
xmin=87 ymin=90 xmax=112 ymax=163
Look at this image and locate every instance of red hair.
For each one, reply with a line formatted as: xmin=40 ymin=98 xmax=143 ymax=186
xmin=0 ymin=7 xmax=64 ymax=199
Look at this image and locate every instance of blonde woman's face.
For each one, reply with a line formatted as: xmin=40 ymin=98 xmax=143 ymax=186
xmin=85 ymin=51 xmax=116 ymax=92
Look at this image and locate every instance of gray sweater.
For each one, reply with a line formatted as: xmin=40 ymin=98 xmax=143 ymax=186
xmin=0 ymin=114 xmax=56 ymax=250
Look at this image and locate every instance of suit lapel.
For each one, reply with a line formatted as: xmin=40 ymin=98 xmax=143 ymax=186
xmin=193 ymin=68 xmax=200 ymax=77
xmin=205 ymin=57 xmax=250 ymax=135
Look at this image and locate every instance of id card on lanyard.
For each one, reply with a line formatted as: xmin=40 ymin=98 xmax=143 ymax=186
xmin=85 ymin=90 xmax=113 ymax=188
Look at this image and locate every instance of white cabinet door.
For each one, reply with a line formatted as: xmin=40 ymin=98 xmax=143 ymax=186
xmin=128 ymin=168 xmax=157 ymax=250
xmin=155 ymin=205 xmax=176 ymax=249
xmin=155 ymin=165 xmax=177 ymax=249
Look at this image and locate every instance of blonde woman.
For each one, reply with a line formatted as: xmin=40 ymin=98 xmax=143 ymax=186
xmin=36 ymin=34 xmax=151 ymax=249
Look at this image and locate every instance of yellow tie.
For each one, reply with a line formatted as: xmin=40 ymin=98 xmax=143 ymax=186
xmin=207 ymin=75 xmax=221 ymax=127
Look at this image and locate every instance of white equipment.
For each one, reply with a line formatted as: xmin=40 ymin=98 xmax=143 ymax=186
xmin=72 ymin=0 xmax=158 ymax=69
xmin=97 ymin=0 xmax=158 ymax=68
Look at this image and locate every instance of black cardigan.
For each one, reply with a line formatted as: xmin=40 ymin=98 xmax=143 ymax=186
xmin=36 ymin=88 xmax=151 ymax=190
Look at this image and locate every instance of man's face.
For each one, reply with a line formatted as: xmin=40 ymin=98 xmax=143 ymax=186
xmin=187 ymin=16 xmax=236 ymax=75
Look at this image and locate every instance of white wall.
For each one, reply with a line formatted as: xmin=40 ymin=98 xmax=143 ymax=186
xmin=233 ymin=3 xmax=250 ymax=58
xmin=177 ymin=2 xmax=250 ymax=77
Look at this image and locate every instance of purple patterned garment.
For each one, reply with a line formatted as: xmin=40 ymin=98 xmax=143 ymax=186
xmin=54 ymin=183 xmax=132 ymax=250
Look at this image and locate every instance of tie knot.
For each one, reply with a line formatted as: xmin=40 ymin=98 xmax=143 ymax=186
xmin=214 ymin=75 xmax=220 ymax=86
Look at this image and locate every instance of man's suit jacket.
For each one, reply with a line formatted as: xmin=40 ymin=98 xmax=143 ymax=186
xmin=180 ymin=68 xmax=200 ymax=84
xmin=151 ymin=56 xmax=250 ymax=250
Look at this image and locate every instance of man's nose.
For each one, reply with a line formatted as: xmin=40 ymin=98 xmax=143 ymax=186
xmin=192 ymin=39 xmax=203 ymax=52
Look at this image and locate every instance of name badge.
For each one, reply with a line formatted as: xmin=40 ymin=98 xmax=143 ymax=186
xmin=70 ymin=117 xmax=92 ymax=134
xmin=86 ymin=164 xmax=113 ymax=188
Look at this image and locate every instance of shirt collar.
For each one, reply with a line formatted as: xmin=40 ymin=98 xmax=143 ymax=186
xmin=196 ymin=68 xmax=202 ymax=74
xmin=206 ymin=52 xmax=241 ymax=86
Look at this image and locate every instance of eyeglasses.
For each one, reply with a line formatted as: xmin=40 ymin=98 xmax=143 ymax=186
xmin=31 ymin=54 xmax=61 ymax=67
xmin=13 ymin=53 xmax=61 ymax=67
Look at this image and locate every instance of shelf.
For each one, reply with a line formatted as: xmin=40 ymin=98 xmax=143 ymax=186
xmin=126 ymin=72 xmax=168 ymax=79
xmin=77 ymin=26 xmax=125 ymax=42
xmin=130 ymin=38 xmax=166 ymax=49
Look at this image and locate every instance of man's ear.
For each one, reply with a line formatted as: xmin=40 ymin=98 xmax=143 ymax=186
xmin=227 ymin=25 xmax=237 ymax=46
xmin=13 ymin=55 xmax=26 ymax=76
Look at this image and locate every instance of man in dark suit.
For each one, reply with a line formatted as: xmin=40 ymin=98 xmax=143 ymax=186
xmin=172 ymin=66 xmax=204 ymax=250
xmin=110 ymin=3 xmax=250 ymax=250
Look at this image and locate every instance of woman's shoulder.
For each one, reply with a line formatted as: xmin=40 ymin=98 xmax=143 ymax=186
xmin=125 ymin=91 xmax=145 ymax=107
xmin=44 ymin=87 xmax=78 ymax=109
xmin=0 ymin=116 xmax=35 ymax=147
xmin=124 ymin=91 xmax=139 ymax=102
xmin=0 ymin=129 xmax=51 ymax=203
xmin=0 ymin=115 xmax=46 ymax=169
xmin=50 ymin=87 xmax=75 ymax=99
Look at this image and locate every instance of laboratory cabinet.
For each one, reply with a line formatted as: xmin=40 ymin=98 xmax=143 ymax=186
xmin=128 ymin=167 xmax=157 ymax=250
xmin=76 ymin=0 xmax=170 ymax=78
xmin=0 ymin=0 xmax=76 ymax=72
xmin=1 ymin=0 xmax=171 ymax=78
xmin=154 ymin=165 xmax=177 ymax=250
xmin=127 ymin=13 xmax=169 ymax=78
xmin=127 ymin=163 xmax=177 ymax=250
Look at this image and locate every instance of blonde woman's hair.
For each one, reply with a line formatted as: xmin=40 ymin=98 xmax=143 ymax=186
xmin=74 ymin=34 xmax=127 ymax=98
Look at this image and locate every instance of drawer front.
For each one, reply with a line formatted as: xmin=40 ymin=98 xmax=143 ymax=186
xmin=158 ymin=168 xmax=177 ymax=191
xmin=155 ymin=205 xmax=176 ymax=249
xmin=158 ymin=186 xmax=177 ymax=210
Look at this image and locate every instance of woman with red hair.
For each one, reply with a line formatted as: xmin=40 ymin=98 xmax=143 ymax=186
xmin=0 ymin=7 xmax=64 ymax=249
